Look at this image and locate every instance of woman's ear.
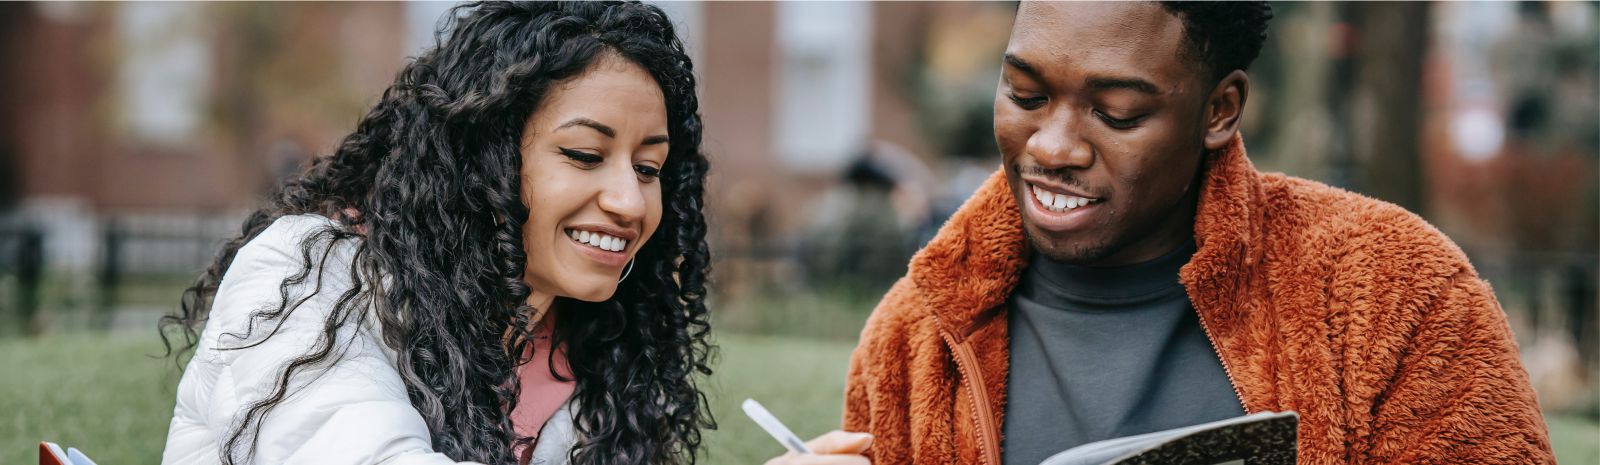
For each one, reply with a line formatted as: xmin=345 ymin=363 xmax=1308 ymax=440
xmin=1202 ymin=70 xmax=1250 ymax=151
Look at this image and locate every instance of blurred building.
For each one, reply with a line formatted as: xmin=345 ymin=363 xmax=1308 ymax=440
xmin=0 ymin=2 xmax=1594 ymax=407
xmin=1 ymin=2 xmax=410 ymax=274
xmin=0 ymin=2 xmax=1014 ymax=274
xmin=690 ymin=2 xmax=1016 ymax=298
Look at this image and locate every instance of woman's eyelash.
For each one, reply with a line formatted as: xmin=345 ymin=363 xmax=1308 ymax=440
xmin=559 ymin=147 xmax=661 ymax=181
xmin=559 ymin=147 xmax=602 ymax=165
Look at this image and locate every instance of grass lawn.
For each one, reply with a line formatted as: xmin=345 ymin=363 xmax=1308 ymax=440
xmin=0 ymin=332 xmax=856 ymax=465
xmin=3 ymin=332 xmax=1596 ymax=465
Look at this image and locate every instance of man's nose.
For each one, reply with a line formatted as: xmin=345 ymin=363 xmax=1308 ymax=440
xmin=1026 ymin=111 xmax=1093 ymax=170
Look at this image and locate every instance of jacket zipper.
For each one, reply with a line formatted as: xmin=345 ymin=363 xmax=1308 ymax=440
xmin=1194 ymin=308 xmax=1250 ymax=413
xmin=940 ymin=330 xmax=1002 ymax=465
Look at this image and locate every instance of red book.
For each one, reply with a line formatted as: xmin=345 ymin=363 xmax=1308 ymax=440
xmin=39 ymin=442 xmax=97 ymax=465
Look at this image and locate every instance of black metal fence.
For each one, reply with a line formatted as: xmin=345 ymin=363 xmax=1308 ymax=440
xmin=0 ymin=211 xmax=1594 ymax=389
xmin=0 ymin=223 xmax=45 ymax=335
xmin=0 ymin=213 xmax=242 ymax=335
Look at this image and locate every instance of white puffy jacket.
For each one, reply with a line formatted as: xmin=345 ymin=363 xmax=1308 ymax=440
xmin=160 ymin=214 xmax=502 ymax=465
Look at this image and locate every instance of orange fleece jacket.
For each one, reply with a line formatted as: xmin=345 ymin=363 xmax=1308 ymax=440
xmin=841 ymin=137 xmax=1554 ymax=465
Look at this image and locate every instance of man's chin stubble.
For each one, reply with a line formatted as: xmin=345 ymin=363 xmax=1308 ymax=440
xmin=1025 ymin=228 xmax=1121 ymax=265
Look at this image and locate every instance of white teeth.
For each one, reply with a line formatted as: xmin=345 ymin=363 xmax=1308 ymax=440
xmin=1032 ymin=184 xmax=1094 ymax=213
xmin=568 ymin=229 xmax=628 ymax=252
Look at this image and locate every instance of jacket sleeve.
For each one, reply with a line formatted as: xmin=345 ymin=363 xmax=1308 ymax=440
xmin=841 ymin=320 xmax=874 ymax=434
xmin=191 ymin=217 xmax=480 ymax=465
xmin=842 ymin=278 xmax=914 ymax=463
xmin=1364 ymin=270 xmax=1555 ymax=464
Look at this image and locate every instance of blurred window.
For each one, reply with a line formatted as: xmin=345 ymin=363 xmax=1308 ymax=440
xmin=405 ymin=2 xmax=459 ymax=57
xmin=775 ymin=1 xmax=871 ymax=174
xmin=651 ymin=1 xmax=705 ymax=68
xmin=116 ymin=3 xmax=211 ymax=144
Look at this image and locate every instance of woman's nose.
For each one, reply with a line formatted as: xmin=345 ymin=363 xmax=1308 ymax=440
xmin=596 ymin=166 xmax=647 ymax=223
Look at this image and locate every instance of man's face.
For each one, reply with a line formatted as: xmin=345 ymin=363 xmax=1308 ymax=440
xmin=996 ymin=2 xmax=1224 ymax=266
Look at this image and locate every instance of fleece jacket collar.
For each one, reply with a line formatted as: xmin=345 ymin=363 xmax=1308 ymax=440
xmin=906 ymin=135 xmax=1263 ymax=341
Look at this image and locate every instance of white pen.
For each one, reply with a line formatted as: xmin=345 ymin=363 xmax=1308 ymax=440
xmin=742 ymin=398 xmax=815 ymax=455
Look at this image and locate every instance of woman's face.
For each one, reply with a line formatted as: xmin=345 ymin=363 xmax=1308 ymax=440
xmin=519 ymin=54 xmax=668 ymax=302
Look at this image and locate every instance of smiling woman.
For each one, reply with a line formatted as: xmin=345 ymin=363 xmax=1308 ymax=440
xmin=519 ymin=55 xmax=671 ymax=306
xmin=155 ymin=2 xmax=713 ymax=465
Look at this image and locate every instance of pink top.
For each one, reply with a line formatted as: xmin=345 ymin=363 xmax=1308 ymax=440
xmin=510 ymin=315 xmax=576 ymax=464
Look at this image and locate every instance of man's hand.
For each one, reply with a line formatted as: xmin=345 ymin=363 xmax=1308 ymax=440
xmin=762 ymin=430 xmax=873 ymax=465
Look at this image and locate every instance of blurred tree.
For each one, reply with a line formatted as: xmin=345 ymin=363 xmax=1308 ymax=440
xmin=0 ymin=3 xmax=21 ymax=210
xmin=206 ymin=3 xmax=406 ymax=199
xmin=1348 ymin=2 xmax=1431 ymax=215
xmin=1256 ymin=2 xmax=1337 ymax=180
xmin=1494 ymin=2 xmax=1600 ymax=376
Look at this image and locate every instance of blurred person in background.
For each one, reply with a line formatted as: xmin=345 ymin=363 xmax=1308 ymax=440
xmin=774 ymin=2 xmax=1554 ymax=464
xmin=801 ymin=142 xmax=936 ymax=293
xmin=158 ymin=2 xmax=714 ymax=465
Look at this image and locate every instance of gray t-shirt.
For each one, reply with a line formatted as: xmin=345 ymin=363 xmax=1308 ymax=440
xmin=1002 ymin=242 xmax=1245 ymax=465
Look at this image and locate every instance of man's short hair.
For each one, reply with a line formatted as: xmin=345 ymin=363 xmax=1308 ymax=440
xmin=1159 ymin=1 xmax=1274 ymax=84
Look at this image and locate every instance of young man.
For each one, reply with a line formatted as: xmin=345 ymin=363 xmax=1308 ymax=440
xmin=768 ymin=2 xmax=1554 ymax=465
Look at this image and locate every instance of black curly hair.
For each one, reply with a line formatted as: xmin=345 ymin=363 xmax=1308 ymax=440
xmin=158 ymin=2 xmax=714 ymax=464
xmin=1159 ymin=1 xmax=1274 ymax=84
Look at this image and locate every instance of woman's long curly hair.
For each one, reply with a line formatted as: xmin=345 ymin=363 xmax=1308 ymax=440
xmin=159 ymin=2 xmax=714 ymax=464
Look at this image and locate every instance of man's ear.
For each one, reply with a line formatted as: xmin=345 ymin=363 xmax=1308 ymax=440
xmin=1202 ymin=70 xmax=1250 ymax=151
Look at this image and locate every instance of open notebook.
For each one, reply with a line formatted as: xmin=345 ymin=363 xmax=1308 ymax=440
xmin=1038 ymin=411 xmax=1298 ymax=465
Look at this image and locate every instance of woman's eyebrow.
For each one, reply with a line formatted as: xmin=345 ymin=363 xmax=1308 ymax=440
xmin=557 ymin=117 xmax=615 ymax=138
xmin=557 ymin=117 xmax=668 ymax=145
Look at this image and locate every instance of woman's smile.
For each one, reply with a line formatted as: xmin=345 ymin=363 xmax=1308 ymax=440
xmin=563 ymin=225 xmax=637 ymax=267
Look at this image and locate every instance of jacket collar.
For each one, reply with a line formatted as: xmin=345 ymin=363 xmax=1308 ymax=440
xmin=907 ymin=135 xmax=1263 ymax=337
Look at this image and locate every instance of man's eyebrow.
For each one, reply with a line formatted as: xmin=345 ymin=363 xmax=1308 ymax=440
xmin=1003 ymin=53 xmax=1040 ymax=78
xmin=1085 ymin=76 xmax=1163 ymax=95
xmin=1004 ymin=53 xmax=1164 ymax=96
xmin=556 ymin=118 xmax=615 ymax=138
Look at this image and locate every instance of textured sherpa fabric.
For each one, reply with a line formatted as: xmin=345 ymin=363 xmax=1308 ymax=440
xmin=841 ymin=135 xmax=1555 ymax=465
